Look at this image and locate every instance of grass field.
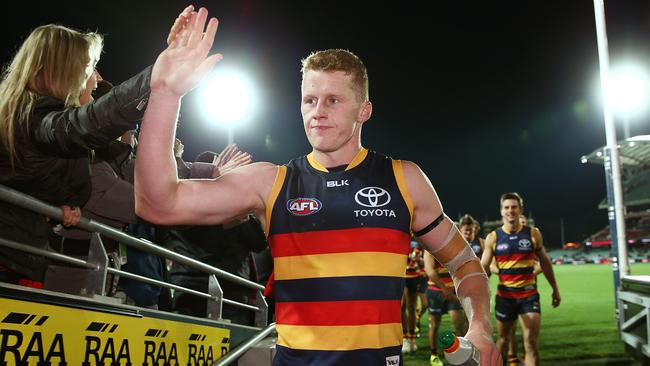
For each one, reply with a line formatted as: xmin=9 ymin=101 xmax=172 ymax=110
xmin=403 ymin=263 xmax=650 ymax=366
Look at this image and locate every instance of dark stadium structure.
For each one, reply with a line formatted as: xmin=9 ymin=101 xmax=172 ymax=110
xmin=582 ymin=134 xmax=650 ymax=365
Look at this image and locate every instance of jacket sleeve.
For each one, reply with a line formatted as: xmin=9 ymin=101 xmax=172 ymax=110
xmin=83 ymin=161 xmax=137 ymax=225
xmin=32 ymin=66 xmax=152 ymax=156
xmin=188 ymin=162 xmax=215 ymax=179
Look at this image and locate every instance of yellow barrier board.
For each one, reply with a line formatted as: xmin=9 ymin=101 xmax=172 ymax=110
xmin=0 ymin=297 xmax=230 ymax=365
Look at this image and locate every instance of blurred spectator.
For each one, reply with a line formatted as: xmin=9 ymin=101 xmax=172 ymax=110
xmin=165 ymin=147 xmax=264 ymax=324
xmin=165 ymin=214 xmax=267 ymax=324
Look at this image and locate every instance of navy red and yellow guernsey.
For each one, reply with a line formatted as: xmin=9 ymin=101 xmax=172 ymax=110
xmin=265 ymin=148 xmax=413 ymax=366
xmin=405 ymin=246 xmax=425 ymax=279
xmin=427 ymin=260 xmax=455 ymax=292
xmin=492 ymin=225 xmax=539 ymax=299
xmin=469 ymin=238 xmax=483 ymax=258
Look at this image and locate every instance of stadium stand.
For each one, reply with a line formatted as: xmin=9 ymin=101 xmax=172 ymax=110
xmin=581 ymin=134 xmax=650 ymax=364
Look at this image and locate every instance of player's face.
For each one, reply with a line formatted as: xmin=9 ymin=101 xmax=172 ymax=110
xmin=501 ymin=199 xmax=522 ymax=224
xmin=301 ymin=70 xmax=369 ymax=153
xmin=459 ymin=224 xmax=474 ymax=242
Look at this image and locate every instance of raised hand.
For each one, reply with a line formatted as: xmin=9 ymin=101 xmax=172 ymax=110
xmin=212 ymin=144 xmax=238 ymax=168
xmin=151 ymin=6 xmax=222 ymax=97
xmin=211 ymin=145 xmax=252 ymax=177
xmin=218 ymin=151 xmax=252 ymax=176
xmin=167 ymin=5 xmax=193 ymax=46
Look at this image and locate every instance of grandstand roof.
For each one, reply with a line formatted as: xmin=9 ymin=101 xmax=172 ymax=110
xmin=582 ymin=135 xmax=650 ymax=209
xmin=582 ymin=135 xmax=650 ymax=171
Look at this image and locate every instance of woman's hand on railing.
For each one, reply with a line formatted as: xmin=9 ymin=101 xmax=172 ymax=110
xmin=60 ymin=205 xmax=81 ymax=227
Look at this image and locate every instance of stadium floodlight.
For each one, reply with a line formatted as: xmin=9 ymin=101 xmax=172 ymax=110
xmin=199 ymin=67 xmax=258 ymax=144
xmin=608 ymin=63 xmax=648 ymax=115
xmin=608 ymin=63 xmax=649 ymax=139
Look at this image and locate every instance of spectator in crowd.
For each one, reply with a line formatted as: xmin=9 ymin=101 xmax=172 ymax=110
xmin=121 ymin=140 xmax=250 ymax=309
xmin=165 ymin=147 xmax=263 ymax=324
xmin=166 ymin=213 xmax=267 ymax=324
xmin=0 ymin=17 xmax=165 ymax=284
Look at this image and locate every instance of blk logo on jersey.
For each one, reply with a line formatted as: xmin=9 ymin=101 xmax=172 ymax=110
xmin=287 ymin=198 xmax=322 ymax=216
xmin=326 ymin=179 xmax=349 ymax=188
xmin=355 ymin=186 xmax=391 ymax=207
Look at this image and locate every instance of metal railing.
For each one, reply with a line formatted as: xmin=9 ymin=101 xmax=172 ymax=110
xmin=0 ymin=183 xmax=278 ymax=365
xmin=0 ymin=184 xmax=268 ymax=326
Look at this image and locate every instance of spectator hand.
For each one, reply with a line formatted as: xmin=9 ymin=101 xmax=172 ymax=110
xmin=174 ymin=138 xmax=185 ymax=158
xmin=212 ymin=146 xmax=252 ymax=178
xmin=212 ymin=144 xmax=238 ymax=168
xmin=60 ymin=205 xmax=81 ymax=227
xmin=152 ymin=6 xmax=222 ymax=98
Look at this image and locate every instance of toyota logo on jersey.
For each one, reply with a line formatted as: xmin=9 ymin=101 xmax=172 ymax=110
xmin=355 ymin=187 xmax=391 ymax=208
xmin=287 ymin=198 xmax=322 ymax=216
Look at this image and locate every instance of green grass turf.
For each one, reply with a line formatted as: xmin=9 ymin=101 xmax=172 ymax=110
xmin=403 ymin=263 xmax=650 ymax=365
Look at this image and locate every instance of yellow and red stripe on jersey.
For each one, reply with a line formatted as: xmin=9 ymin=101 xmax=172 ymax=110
xmin=428 ymin=259 xmax=455 ymax=291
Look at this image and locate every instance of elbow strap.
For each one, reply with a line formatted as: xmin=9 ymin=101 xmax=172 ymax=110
xmin=431 ymin=223 xmax=458 ymax=255
xmin=414 ymin=213 xmax=445 ymax=237
xmin=453 ymin=271 xmax=488 ymax=292
xmin=440 ymin=241 xmax=478 ymax=275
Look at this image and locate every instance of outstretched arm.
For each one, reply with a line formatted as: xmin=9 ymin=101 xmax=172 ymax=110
xmin=401 ymin=160 xmax=500 ymax=366
xmin=533 ymin=228 xmax=561 ymax=307
xmin=481 ymin=232 xmax=496 ymax=276
xmin=135 ymin=6 xmax=274 ymax=226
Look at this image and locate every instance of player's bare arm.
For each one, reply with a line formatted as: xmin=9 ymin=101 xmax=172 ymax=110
xmin=134 ymin=7 xmax=277 ymax=227
xmin=400 ymin=160 xmax=501 ymax=366
xmin=481 ymin=232 xmax=496 ymax=275
xmin=533 ymin=227 xmax=561 ymax=307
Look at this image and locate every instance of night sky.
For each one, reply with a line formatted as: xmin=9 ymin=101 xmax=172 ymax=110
xmin=3 ymin=1 xmax=650 ymax=247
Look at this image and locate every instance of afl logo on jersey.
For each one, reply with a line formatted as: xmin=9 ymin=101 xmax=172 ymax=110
xmin=287 ymin=198 xmax=322 ymax=216
xmin=496 ymin=243 xmax=509 ymax=252
xmin=518 ymin=238 xmax=532 ymax=250
xmin=355 ymin=186 xmax=391 ymax=207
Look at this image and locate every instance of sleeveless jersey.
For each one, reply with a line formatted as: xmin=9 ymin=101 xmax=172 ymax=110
xmin=492 ymin=225 xmax=539 ymax=298
xmin=469 ymin=238 xmax=482 ymax=258
xmin=427 ymin=260 xmax=454 ymax=292
xmin=266 ymin=149 xmax=413 ymax=365
xmin=405 ymin=245 xmax=425 ymax=279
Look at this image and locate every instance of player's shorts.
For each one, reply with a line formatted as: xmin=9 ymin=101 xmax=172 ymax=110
xmin=494 ymin=293 xmax=541 ymax=322
xmin=405 ymin=276 xmax=426 ymax=293
xmin=426 ymin=288 xmax=462 ymax=316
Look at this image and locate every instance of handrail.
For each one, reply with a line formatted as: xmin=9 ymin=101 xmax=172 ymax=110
xmin=0 ymin=183 xmax=272 ymax=364
xmin=0 ymin=184 xmax=264 ymax=291
xmin=107 ymin=268 xmax=260 ymax=312
xmin=0 ymin=235 xmax=260 ymax=313
xmin=212 ymin=323 xmax=276 ymax=366
xmin=0 ymin=237 xmax=95 ymax=269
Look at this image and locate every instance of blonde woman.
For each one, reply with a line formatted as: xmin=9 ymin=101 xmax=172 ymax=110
xmin=0 ymin=5 xmax=201 ymax=285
